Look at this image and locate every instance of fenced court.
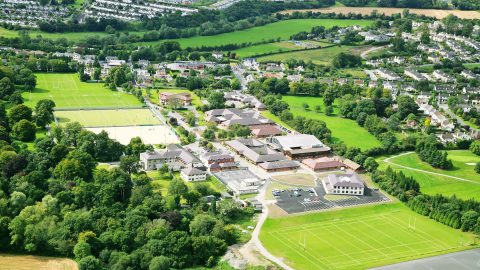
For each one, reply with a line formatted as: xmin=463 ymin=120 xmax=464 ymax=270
xmin=55 ymin=109 xmax=161 ymax=127
xmin=86 ymin=125 xmax=179 ymax=145
xmin=260 ymin=204 xmax=477 ymax=270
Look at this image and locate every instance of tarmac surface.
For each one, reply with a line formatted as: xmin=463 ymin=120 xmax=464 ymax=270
xmin=370 ymin=248 xmax=480 ymax=270
xmin=274 ymin=184 xmax=390 ymax=214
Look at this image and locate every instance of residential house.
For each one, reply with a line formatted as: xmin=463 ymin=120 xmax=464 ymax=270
xmin=160 ymin=92 xmax=192 ymax=107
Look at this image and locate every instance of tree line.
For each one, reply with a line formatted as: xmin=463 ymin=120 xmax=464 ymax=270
xmin=373 ymin=167 xmax=480 ymax=234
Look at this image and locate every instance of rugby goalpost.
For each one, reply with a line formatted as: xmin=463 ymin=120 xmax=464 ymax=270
xmin=408 ymin=214 xmax=417 ymax=231
xmin=298 ymin=233 xmax=306 ymax=251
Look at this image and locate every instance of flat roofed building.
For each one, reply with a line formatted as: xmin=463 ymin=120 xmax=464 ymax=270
xmin=268 ymin=134 xmax=331 ymax=159
xmin=323 ymin=173 xmax=365 ymax=196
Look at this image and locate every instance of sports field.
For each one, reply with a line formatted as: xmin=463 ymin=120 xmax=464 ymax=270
xmin=282 ymin=95 xmax=382 ymax=150
xmin=138 ymin=19 xmax=373 ymax=48
xmin=55 ymin=109 xmax=161 ymax=127
xmin=257 ymin=45 xmax=356 ymax=65
xmin=87 ymin=125 xmax=179 ymax=145
xmin=23 ymin=73 xmax=141 ymax=109
xmin=377 ymin=151 xmax=480 ymax=200
xmin=260 ymin=203 xmax=477 ymax=270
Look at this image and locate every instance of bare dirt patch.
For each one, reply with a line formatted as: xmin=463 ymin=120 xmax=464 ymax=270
xmin=271 ymin=173 xmax=315 ymax=186
xmin=268 ymin=203 xmax=289 ymax=218
xmin=0 ymin=254 xmax=77 ymax=270
xmin=280 ymin=7 xmax=480 ymax=19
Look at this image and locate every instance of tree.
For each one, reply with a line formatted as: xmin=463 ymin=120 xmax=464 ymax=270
xmin=420 ymin=29 xmax=430 ymax=44
xmin=469 ymin=141 xmax=480 ymax=156
xmin=397 ymin=95 xmax=418 ymax=120
xmin=315 ymin=105 xmax=321 ymax=113
xmin=207 ymin=92 xmax=225 ymax=109
xmin=168 ymin=178 xmax=188 ymax=197
xmin=0 ymin=77 xmax=15 ymax=100
xmin=302 ymin=103 xmax=309 ymax=110
xmin=325 ymin=105 xmax=333 ymax=116
xmin=78 ymin=256 xmax=101 ymax=270
xmin=120 ymin=155 xmax=139 ymax=174
xmin=363 ymin=157 xmax=379 ymax=172
xmin=475 ymin=163 xmax=480 ymax=174
xmin=12 ymin=120 xmax=36 ymax=141
xmin=73 ymin=242 xmax=92 ymax=260
xmin=149 ymin=256 xmax=172 ymax=270
xmin=8 ymin=104 xmax=32 ymax=124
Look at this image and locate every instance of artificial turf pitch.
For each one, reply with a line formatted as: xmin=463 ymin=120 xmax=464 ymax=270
xmin=260 ymin=203 xmax=476 ymax=270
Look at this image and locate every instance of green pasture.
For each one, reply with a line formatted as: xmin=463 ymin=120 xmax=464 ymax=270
xmin=257 ymin=45 xmax=355 ymax=65
xmin=54 ymin=109 xmax=160 ymax=127
xmin=282 ymin=95 xmax=382 ymax=150
xmin=138 ymin=19 xmax=373 ymax=48
xmin=0 ymin=27 xmax=147 ymax=42
xmin=22 ymin=73 xmax=141 ymax=109
xmin=233 ymin=40 xmax=331 ymax=58
xmin=260 ymin=203 xmax=477 ymax=270
xmin=377 ymin=151 xmax=480 ymax=200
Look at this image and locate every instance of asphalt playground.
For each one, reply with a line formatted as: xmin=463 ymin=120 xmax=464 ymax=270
xmin=273 ymin=184 xmax=390 ymax=214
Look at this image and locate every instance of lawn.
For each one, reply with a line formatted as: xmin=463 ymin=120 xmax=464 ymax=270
xmin=23 ymin=73 xmax=142 ymax=109
xmin=55 ymin=109 xmax=160 ymax=127
xmin=257 ymin=45 xmax=355 ymax=65
xmin=147 ymin=171 xmax=227 ymax=196
xmin=282 ymin=95 xmax=382 ymax=150
xmin=260 ymin=203 xmax=477 ymax=270
xmin=137 ymin=19 xmax=373 ymax=48
xmin=233 ymin=40 xmax=331 ymax=58
xmin=377 ymin=151 xmax=480 ymax=200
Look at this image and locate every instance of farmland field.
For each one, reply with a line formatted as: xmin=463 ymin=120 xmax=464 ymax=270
xmin=23 ymin=73 xmax=141 ymax=109
xmin=138 ymin=19 xmax=374 ymax=48
xmin=260 ymin=203 xmax=477 ymax=270
xmin=0 ymin=254 xmax=77 ymax=270
xmin=279 ymin=7 xmax=480 ymax=19
xmin=257 ymin=45 xmax=356 ymax=65
xmin=282 ymin=95 xmax=382 ymax=150
xmin=0 ymin=27 xmax=146 ymax=42
xmin=233 ymin=40 xmax=332 ymax=58
xmin=377 ymin=151 xmax=480 ymax=200
xmin=55 ymin=109 xmax=160 ymax=127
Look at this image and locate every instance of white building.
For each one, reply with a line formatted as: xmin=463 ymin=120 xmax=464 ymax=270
xmin=322 ymin=174 xmax=365 ymax=196
xmin=181 ymin=167 xmax=207 ymax=182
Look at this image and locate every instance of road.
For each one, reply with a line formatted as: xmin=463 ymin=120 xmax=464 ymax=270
xmin=383 ymin=152 xmax=480 ymax=184
xmin=231 ymin=63 xmax=248 ymax=90
xmin=361 ymin=45 xmax=389 ymax=59
xmin=439 ymin=104 xmax=479 ymax=131
xmin=249 ymin=178 xmax=295 ymax=270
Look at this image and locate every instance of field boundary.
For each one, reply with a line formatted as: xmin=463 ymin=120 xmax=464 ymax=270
xmin=54 ymin=106 xmax=145 ymax=111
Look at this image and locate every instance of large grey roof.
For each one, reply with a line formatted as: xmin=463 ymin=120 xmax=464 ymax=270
xmin=326 ymin=174 xmax=364 ymax=188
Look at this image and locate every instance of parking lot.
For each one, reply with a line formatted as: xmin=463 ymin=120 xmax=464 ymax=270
xmin=274 ymin=184 xmax=390 ymax=214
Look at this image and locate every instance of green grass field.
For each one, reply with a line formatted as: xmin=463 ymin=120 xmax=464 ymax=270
xmin=137 ymin=19 xmax=373 ymax=48
xmin=55 ymin=109 xmax=160 ymax=127
xmin=233 ymin=40 xmax=331 ymax=58
xmin=0 ymin=27 xmax=147 ymax=42
xmin=282 ymin=95 xmax=381 ymax=150
xmin=260 ymin=203 xmax=477 ymax=270
xmin=23 ymin=73 xmax=142 ymax=109
xmin=257 ymin=45 xmax=355 ymax=65
xmin=377 ymin=151 xmax=480 ymax=200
